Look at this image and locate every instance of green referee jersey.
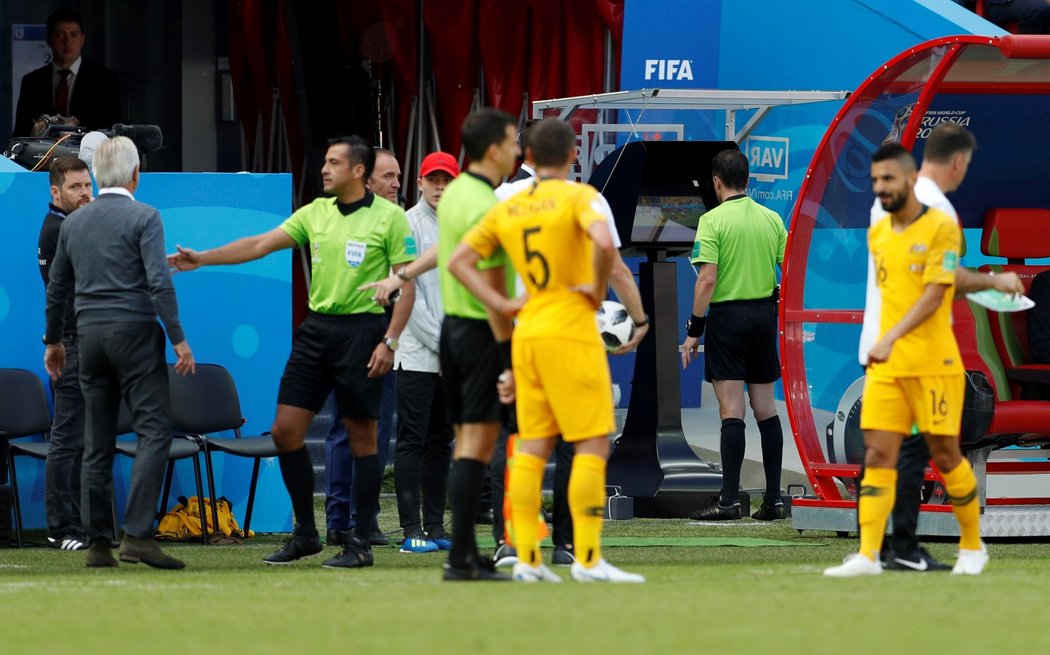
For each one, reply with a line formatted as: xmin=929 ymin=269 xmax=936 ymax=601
xmin=437 ymin=172 xmax=512 ymax=319
xmin=280 ymin=193 xmax=416 ymax=315
xmin=690 ymin=195 xmax=786 ymax=304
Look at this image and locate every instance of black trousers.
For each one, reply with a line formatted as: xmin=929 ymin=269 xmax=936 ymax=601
xmin=393 ymin=369 xmax=453 ymax=537
xmin=888 ymin=433 xmax=930 ymax=556
xmin=79 ymin=322 xmax=171 ymax=541
xmin=46 ymin=335 xmax=84 ymax=537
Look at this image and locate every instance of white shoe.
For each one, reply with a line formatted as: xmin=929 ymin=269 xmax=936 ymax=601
xmin=952 ymin=542 xmax=989 ymax=575
xmin=512 ymin=562 xmax=562 ymax=583
xmin=570 ymin=559 xmax=645 ymax=583
xmin=823 ymin=553 xmax=883 ymax=577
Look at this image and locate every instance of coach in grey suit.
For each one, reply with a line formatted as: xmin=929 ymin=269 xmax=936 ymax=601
xmin=44 ymin=136 xmax=194 ymax=570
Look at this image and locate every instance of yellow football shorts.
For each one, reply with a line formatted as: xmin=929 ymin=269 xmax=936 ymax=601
xmin=860 ymin=372 xmax=965 ymax=437
xmin=512 ymin=337 xmax=616 ymax=442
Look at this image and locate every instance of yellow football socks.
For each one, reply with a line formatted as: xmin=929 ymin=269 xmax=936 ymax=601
xmin=941 ymin=458 xmax=982 ymax=550
xmin=858 ymin=467 xmax=897 ymax=561
xmin=508 ymin=452 xmax=545 ymax=566
xmin=569 ymin=453 xmax=606 ymax=568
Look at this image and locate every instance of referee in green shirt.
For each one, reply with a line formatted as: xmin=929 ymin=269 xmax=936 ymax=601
xmin=362 ymin=108 xmax=520 ymax=581
xmin=680 ymin=148 xmax=788 ymax=522
xmin=169 ymin=136 xmax=417 ymax=568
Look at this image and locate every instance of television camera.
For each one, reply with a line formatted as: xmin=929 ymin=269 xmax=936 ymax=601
xmin=3 ymin=117 xmax=163 ymax=172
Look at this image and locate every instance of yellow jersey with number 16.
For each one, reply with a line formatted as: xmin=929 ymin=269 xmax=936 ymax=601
xmin=462 ymin=179 xmax=607 ymax=344
xmin=867 ymin=206 xmax=963 ymax=378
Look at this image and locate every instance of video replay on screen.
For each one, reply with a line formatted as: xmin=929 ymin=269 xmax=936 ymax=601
xmin=630 ymin=195 xmax=707 ymax=245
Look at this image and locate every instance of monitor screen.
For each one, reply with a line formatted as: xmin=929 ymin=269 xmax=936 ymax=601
xmin=630 ymin=195 xmax=707 ymax=245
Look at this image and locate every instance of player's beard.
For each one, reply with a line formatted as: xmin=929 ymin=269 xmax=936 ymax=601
xmin=878 ymin=190 xmax=907 ymax=213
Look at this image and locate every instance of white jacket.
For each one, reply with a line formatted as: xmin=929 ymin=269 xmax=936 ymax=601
xmin=395 ymin=199 xmax=443 ymax=373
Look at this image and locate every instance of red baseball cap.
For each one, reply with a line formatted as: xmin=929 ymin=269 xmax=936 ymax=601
xmin=419 ymin=152 xmax=459 ymax=178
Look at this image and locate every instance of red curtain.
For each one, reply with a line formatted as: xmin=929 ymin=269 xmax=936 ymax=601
xmin=595 ymin=0 xmax=624 ymax=91
xmin=423 ymin=0 xmax=478 ymax=158
xmin=379 ymin=0 xmax=419 ymax=158
xmin=242 ymin=0 xmax=277 ymax=158
xmin=275 ymin=7 xmax=303 ymax=185
xmin=228 ymin=1 xmax=619 ymax=173
xmin=478 ymin=0 xmax=529 ymax=118
xmin=563 ymin=0 xmax=607 ymax=97
xmin=526 ymin=0 xmax=566 ymax=104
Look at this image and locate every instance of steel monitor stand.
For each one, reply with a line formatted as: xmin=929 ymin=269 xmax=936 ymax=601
xmin=606 ymin=248 xmax=723 ymax=517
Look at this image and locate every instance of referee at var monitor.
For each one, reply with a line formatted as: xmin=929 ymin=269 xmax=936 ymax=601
xmin=169 ymin=136 xmax=416 ymax=569
xmin=681 ymin=148 xmax=787 ymax=522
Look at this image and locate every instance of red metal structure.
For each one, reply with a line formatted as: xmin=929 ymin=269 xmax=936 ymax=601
xmin=780 ymin=35 xmax=1050 ymax=535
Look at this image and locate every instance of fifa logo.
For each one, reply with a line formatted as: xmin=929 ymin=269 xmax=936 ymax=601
xmin=644 ymin=59 xmax=694 ymax=81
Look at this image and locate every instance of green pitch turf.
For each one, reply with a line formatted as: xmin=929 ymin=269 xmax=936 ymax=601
xmin=2 ymin=498 xmax=1049 ymax=655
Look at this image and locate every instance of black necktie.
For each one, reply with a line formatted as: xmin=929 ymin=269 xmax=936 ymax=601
xmin=55 ymin=69 xmax=72 ymax=116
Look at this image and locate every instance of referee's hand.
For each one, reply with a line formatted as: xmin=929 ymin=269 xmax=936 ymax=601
xmin=367 ymin=342 xmax=395 ymax=378
xmin=359 ymin=275 xmax=404 ymax=307
xmin=681 ymin=336 xmax=700 ymax=369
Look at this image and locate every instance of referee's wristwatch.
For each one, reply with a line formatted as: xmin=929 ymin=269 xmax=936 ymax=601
xmin=43 ymin=335 xmax=60 ymax=346
xmin=383 ymin=336 xmax=399 ymax=352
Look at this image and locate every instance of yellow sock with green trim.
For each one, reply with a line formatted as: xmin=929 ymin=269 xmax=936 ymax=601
xmin=508 ymin=451 xmax=545 ymax=566
xmin=941 ymin=458 xmax=981 ymax=550
xmin=858 ymin=467 xmax=896 ymax=561
xmin=569 ymin=453 xmax=606 ymax=568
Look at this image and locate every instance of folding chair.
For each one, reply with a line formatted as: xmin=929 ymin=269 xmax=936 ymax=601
xmin=113 ymin=378 xmax=211 ymax=542
xmin=0 ymin=369 xmax=53 ymax=547
xmin=168 ymin=363 xmax=279 ymax=536
xmin=9 ymin=395 xmax=130 ymax=546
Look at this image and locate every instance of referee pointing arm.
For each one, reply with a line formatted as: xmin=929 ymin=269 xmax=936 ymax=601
xmin=169 ymin=136 xmax=417 ymax=569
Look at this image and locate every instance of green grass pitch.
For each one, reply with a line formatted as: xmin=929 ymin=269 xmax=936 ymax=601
xmin=2 ymin=498 xmax=1049 ymax=655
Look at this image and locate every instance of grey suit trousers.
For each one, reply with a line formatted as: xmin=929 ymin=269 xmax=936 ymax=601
xmin=78 ymin=321 xmax=171 ymax=541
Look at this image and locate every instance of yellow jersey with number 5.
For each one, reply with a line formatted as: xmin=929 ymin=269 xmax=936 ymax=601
xmin=462 ymin=178 xmax=607 ymax=343
xmin=867 ymin=206 xmax=963 ymax=377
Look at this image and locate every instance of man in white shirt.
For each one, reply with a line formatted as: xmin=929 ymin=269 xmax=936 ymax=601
xmin=858 ymin=123 xmax=1021 ymax=572
xmin=394 ymin=152 xmax=459 ymax=553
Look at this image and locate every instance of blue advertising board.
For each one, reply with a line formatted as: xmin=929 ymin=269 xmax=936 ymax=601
xmin=0 ymin=171 xmax=294 ymax=532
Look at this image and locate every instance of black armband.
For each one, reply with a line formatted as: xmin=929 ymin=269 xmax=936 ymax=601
xmin=496 ymin=340 xmax=512 ymax=370
xmin=686 ymin=314 xmax=707 ymax=338
xmin=633 ymin=314 xmax=649 ymax=328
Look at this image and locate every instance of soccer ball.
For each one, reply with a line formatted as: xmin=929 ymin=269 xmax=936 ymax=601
xmin=595 ymin=300 xmax=634 ymax=352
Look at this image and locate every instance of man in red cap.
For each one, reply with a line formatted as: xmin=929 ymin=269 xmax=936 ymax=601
xmin=393 ymin=152 xmax=461 ymax=553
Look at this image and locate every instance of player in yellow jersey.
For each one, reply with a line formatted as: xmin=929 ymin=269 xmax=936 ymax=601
xmin=448 ymin=118 xmax=644 ymax=583
xmin=825 ymin=144 xmax=987 ymax=577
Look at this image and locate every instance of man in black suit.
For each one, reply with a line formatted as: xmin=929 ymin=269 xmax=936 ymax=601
xmin=14 ymin=8 xmax=121 ymax=137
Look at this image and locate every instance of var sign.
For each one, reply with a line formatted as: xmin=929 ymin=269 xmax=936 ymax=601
xmin=744 ymin=136 xmax=789 ymax=181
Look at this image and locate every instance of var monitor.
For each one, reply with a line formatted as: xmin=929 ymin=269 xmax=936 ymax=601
xmin=588 ymin=140 xmax=737 ymax=256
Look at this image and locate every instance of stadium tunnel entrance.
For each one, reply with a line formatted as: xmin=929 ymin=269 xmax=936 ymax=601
xmin=782 ymin=35 xmax=1050 ymax=536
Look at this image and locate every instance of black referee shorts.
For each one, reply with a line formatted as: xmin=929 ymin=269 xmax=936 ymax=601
xmin=439 ymin=316 xmax=504 ymax=424
xmin=277 ymin=311 xmax=386 ymax=419
xmin=704 ymin=298 xmax=780 ymax=384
